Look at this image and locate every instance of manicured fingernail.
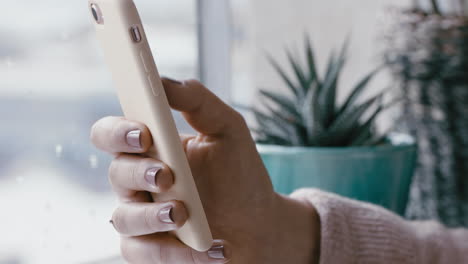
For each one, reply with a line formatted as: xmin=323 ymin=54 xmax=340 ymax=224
xmin=162 ymin=77 xmax=183 ymax=85
xmin=158 ymin=206 xmax=174 ymax=224
xmin=126 ymin=130 xmax=142 ymax=148
xmin=145 ymin=167 xmax=161 ymax=188
xmin=208 ymin=242 xmax=226 ymax=260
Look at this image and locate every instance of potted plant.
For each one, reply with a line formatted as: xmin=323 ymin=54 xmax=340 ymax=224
xmin=382 ymin=0 xmax=468 ymax=226
xmin=252 ymin=37 xmax=417 ymax=215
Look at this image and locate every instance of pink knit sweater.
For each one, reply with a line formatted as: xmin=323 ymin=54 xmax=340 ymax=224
xmin=291 ymin=189 xmax=468 ymax=263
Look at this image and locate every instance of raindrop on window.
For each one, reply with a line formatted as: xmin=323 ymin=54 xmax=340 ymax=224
xmin=55 ymin=144 xmax=63 ymax=158
xmin=88 ymin=209 xmax=96 ymax=218
xmin=61 ymin=31 xmax=70 ymax=41
xmin=44 ymin=202 xmax=52 ymax=212
xmin=64 ymin=242 xmax=72 ymax=250
xmin=89 ymin=154 xmax=99 ymax=169
xmin=15 ymin=176 xmax=24 ymax=184
xmin=5 ymin=57 xmax=13 ymax=68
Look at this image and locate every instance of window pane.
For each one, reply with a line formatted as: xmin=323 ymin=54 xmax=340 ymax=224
xmin=0 ymin=1 xmax=197 ymax=263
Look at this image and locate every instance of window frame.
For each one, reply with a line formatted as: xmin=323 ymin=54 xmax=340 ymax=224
xmin=197 ymin=0 xmax=232 ymax=102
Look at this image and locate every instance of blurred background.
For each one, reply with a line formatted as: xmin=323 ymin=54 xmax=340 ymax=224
xmin=3 ymin=0 xmax=468 ymax=263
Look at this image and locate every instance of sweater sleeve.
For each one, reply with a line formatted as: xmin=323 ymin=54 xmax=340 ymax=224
xmin=290 ymin=188 xmax=468 ymax=264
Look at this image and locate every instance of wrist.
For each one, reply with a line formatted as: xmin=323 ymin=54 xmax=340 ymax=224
xmin=273 ymin=193 xmax=321 ymax=264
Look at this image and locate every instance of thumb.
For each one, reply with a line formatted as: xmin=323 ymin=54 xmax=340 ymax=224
xmin=161 ymin=78 xmax=246 ymax=137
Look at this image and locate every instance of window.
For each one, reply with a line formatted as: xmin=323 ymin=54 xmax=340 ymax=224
xmin=1 ymin=0 xmax=400 ymax=262
xmin=0 ymin=1 xmax=197 ymax=263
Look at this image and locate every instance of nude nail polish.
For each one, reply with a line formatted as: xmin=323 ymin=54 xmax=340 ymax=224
xmin=208 ymin=243 xmax=225 ymax=259
xmin=126 ymin=130 xmax=141 ymax=148
xmin=158 ymin=206 xmax=174 ymax=224
xmin=145 ymin=167 xmax=161 ymax=188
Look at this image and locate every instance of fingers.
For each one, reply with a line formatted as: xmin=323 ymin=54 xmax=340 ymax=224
xmin=121 ymin=234 xmax=232 ymax=264
xmin=90 ymin=116 xmax=153 ymax=154
xmin=108 ymin=154 xmax=174 ymax=200
xmin=162 ymin=78 xmax=248 ymax=137
xmin=111 ymin=201 xmax=188 ymax=236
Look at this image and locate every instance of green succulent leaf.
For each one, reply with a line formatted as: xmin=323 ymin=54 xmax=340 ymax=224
xmin=327 ymin=92 xmax=383 ymax=141
xmin=261 ymin=102 xmax=307 ymax=145
xmin=349 ymin=128 xmax=373 ymax=146
xmin=302 ymin=82 xmax=325 ymax=145
xmin=259 ymin=90 xmax=301 ymax=118
xmin=305 ymin=36 xmax=319 ymax=86
xmin=267 ymin=55 xmax=300 ymax=97
xmin=252 ymin=127 xmax=293 ymax=146
xmin=286 ymin=49 xmax=309 ymax=95
xmin=319 ymin=41 xmax=348 ymax=127
xmin=323 ymin=51 xmax=337 ymax=84
xmin=258 ymin=135 xmax=292 ymax=146
xmin=349 ymin=96 xmax=403 ymax=146
xmin=262 ymin=102 xmax=300 ymax=126
xmin=253 ymin=109 xmax=291 ymax=138
xmin=363 ymin=134 xmax=388 ymax=146
xmin=319 ymin=59 xmax=343 ymax=127
xmin=349 ymin=99 xmax=384 ymax=146
xmin=338 ymin=66 xmax=382 ymax=116
xmin=254 ymin=35 xmax=389 ymax=147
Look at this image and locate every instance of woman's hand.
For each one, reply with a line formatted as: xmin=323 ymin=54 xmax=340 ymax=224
xmin=90 ymin=79 xmax=320 ymax=264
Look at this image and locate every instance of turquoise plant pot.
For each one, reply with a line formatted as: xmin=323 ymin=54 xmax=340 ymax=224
xmin=258 ymin=133 xmax=417 ymax=215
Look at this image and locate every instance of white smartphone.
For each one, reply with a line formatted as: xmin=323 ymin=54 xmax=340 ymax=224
xmin=88 ymin=0 xmax=213 ymax=252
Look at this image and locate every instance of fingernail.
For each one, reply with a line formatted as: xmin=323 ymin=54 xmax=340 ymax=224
xmin=162 ymin=77 xmax=183 ymax=85
xmin=126 ymin=130 xmax=141 ymax=148
xmin=208 ymin=241 xmax=226 ymax=260
xmin=145 ymin=167 xmax=161 ymax=188
xmin=158 ymin=206 xmax=174 ymax=224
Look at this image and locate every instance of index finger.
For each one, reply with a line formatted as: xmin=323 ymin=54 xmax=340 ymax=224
xmin=162 ymin=78 xmax=248 ymax=137
xmin=90 ymin=116 xmax=153 ymax=154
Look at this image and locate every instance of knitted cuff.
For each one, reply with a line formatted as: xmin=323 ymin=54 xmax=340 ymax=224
xmin=290 ymin=189 xmax=416 ymax=264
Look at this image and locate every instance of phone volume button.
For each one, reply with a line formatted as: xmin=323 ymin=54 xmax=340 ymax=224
xmin=148 ymin=74 xmax=161 ymax=97
xmin=140 ymin=51 xmax=149 ymax=72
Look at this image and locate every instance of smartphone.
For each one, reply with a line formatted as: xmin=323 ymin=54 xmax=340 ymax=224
xmin=88 ymin=0 xmax=213 ymax=252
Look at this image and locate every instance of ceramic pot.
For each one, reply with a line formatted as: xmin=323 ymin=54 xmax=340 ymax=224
xmin=258 ymin=133 xmax=417 ymax=215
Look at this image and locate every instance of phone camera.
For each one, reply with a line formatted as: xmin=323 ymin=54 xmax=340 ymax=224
xmin=90 ymin=3 xmax=104 ymax=24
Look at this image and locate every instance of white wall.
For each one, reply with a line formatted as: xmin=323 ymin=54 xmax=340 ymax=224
xmin=231 ymin=0 xmax=411 ymax=108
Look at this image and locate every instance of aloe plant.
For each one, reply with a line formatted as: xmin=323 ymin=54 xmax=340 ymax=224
xmin=414 ymin=0 xmax=468 ymax=16
xmin=253 ymin=37 xmax=390 ymax=147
